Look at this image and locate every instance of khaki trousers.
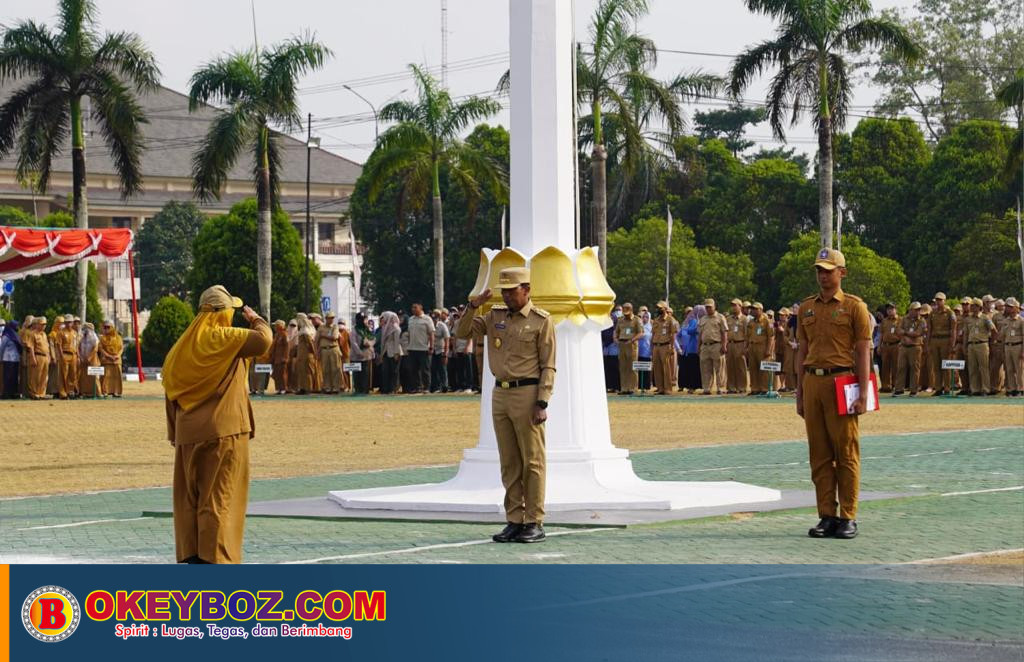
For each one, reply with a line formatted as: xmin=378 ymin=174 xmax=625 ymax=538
xmin=699 ymin=343 xmax=724 ymax=393
xmin=59 ymin=356 xmax=77 ymax=397
xmin=102 ymin=363 xmax=123 ymax=395
xmin=989 ymin=342 xmax=1004 ymax=393
xmin=802 ymin=373 xmax=860 ymax=519
xmin=1004 ymin=343 xmax=1023 ymax=392
xmin=28 ymin=358 xmax=49 ymax=398
xmin=651 ymin=343 xmax=674 ymax=394
xmin=927 ymin=339 xmax=953 ymax=392
xmin=967 ymin=343 xmax=990 ymax=394
xmin=173 ymin=433 xmax=250 ymax=564
xmin=272 ymin=361 xmax=287 ymax=392
xmin=491 ymin=385 xmax=546 ymax=524
xmin=726 ymin=342 xmax=747 ymax=393
xmin=617 ymin=342 xmax=638 ymax=392
xmin=320 ymin=347 xmax=343 ymax=392
xmin=747 ymin=343 xmax=769 ymax=392
xmin=878 ymin=343 xmax=899 ymax=391
xmin=895 ymin=344 xmax=922 ymax=393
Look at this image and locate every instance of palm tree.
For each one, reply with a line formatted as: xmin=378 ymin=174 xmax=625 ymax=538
xmin=996 ymin=69 xmax=1022 ymax=181
xmin=188 ymin=34 xmax=331 ymax=320
xmin=0 ymin=0 xmax=160 ymax=319
xmin=362 ymin=64 xmax=506 ymax=309
xmin=729 ymin=0 xmax=920 ymax=249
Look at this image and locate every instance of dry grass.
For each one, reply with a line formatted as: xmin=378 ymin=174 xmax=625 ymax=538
xmin=0 ymin=380 xmax=1015 ymax=497
xmin=944 ymin=550 xmax=1024 ymax=566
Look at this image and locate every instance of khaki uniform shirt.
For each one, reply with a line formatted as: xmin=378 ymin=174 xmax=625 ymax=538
xmin=727 ymin=313 xmax=749 ymax=343
xmin=165 ymin=319 xmax=273 ymax=445
xmin=58 ymin=327 xmax=77 ymax=359
xmin=797 ymin=289 xmax=871 ymax=368
xmin=455 ymin=299 xmax=556 ymax=402
xmin=965 ymin=314 xmax=996 ymax=343
xmin=651 ymin=314 xmax=680 ymax=345
xmin=698 ymin=312 xmax=728 ymax=345
xmin=613 ymin=315 xmax=643 ymax=344
xmin=27 ymin=330 xmax=50 ymax=362
xmin=992 ymin=312 xmax=1009 ymax=345
xmin=1001 ymin=316 xmax=1024 ymax=343
xmin=316 ymin=324 xmax=340 ymax=350
xmin=270 ymin=333 xmax=290 ymax=364
xmin=899 ymin=315 xmax=927 ymax=346
xmin=929 ymin=309 xmax=956 ymax=341
xmin=881 ymin=316 xmax=901 ymax=344
xmin=747 ymin=315 xmax=772 ymax=347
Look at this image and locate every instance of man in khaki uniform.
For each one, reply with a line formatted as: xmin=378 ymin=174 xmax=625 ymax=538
xmin=918 ymin=303 xmax=933 ymax=391
xmin=746 ymin=302 xmax=774 ymax=395
xmin=698 ymin=298 xmax=729 ymax=395
xmin=25 ymin=317 xmax=50 ymax=400
xmin=164 ymin=285 xmax=272 ymax=564
xmin=796 ymin=248 xmax=872 ymax=540
xmin=1000 ymin=298 xmax=1023 ymax=396
xmin=878 ymin=304 xmax=900 ymax=392
xmin=965 ymin=298 xmax=996 ymax=395
xmin=894 ymin=302 xmax=927 ymax=396
xmin=317 ymin=312 xmax=344 ymax=394
xmin=989 ymin=298 xmax=1008 ymax=395
xmin=456 ymin=267 xmax=556 ymax=544
xmin=57 ymin=318 xmax=78 ymax=399
xmin=613 ymin=302 xmax=643 ymax=395
xmin=955 ymin=297 xmax=972 ymax=392
xmin=926 ymin=293 xmax=956 ymax=395
xmin=725 ymin=298 xmax=749 ymax=394
xmin=650 ymin=301 xmax=680 ymax=395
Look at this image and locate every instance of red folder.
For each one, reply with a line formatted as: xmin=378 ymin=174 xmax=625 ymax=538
xmin=834 ymin=373 xmax=879 ymax=415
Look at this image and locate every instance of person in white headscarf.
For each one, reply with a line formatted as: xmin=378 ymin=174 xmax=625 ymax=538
xmin=293 ymin=313 xmax=318 ymax=394
xmin=378 ymin=311 xmax=403 ymax=394
xmin=78 ymin=322 xmax=103 ymax=397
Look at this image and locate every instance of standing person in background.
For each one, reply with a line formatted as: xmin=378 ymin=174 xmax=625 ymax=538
xmin=430 ymin=309 xmax=451 ymax=393
xmin=337 ymin=320 xmax=352 ymax=393
xmin=698 ymin=299 xmax=729 ymax=395
xmin=746 ymin=302 xmax=773 ymax=395
xmin=927 ymin=294 xmax=957 ymax=395
xmin=651 ymin=302 xmax=679 ymax=395
xmin=1000 ymin=298 xmax=1023 ymax=396
xmin=78 ymin=322 xmax=102 ymax=398
xmin=285 ymin=319 xmax=299 ymax=393
xmin=602 ymin=309 xmax=620 ymax=393
xmin=163 ymin=285 xmax=272 ymax=564
xmin=47 ymin=315 xmax=63 ymax=397
xmin=452 ymin=309 xmax=473 ymax=392
xmin=293 ymin=313 xmax=317 ymax=395
xmin=378 ymin=311 xmax=403 ymax=394
xmin=894 ymin=302 xmax=927 ymax=397
xmin=350 ymin=312 xmax=375 ymax=394
xmin=26 ymin=317 xmax=50 ymax=400
xmin=99 ymin=321 xmax=123 ymax=398
xmin=399 ymin=317 xmax=414 ymax=393
xmin=317 ymin=312 xmax=343 ymax=394
xmin=406 ymin=303 xmax=434 ymax=394
xmin=878 ymin=304 xmax=900 ymax=393
xmin=57 ymin=316 xmax=78 ymax=399
xmin=964 ymin=298 xmax=996 ymax=396
xmin=989 ymin=298 xmax=1008 ymax=395
xmin=918 ymin=303 xmax=933 ymax=392
xmin=614 ymin=303 xmax=643 ymax=395
xmin=308 ymin=314 xmax=324 ymax=393
xmin=18 ymin=315 xmax=33 ymax=399
xmin=270 ymin=321 xmax=289 ymax=395
xmin=637 ymin=308 xmax=653 ymax=392
xmin=0 ymin=320 xmax=22 ymax=399
xmin=678 ymin=305 xmax=703 ymax=393
xmin=776 ymin=308 xmax=792 ymax=392
xmin=726 ymin=298 xmax=749 ymax=394
xmin=70 ymin=317 xmax=82 ymax=398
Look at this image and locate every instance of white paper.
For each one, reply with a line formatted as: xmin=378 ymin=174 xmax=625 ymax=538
xmin=843 ymin=381 xmax=877 ymax=413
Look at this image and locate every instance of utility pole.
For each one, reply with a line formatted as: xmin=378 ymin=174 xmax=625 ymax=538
xmin=441 ymin=0 xmax=449 ymax=88
xmin=304 ymin=113 xmax=313 ymax=313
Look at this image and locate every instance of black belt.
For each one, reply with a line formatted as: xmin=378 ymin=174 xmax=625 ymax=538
xmin=968 ymin=341 xmax=987 ymax=345
xmin=1006 ymin=342 xmax=1022 ymax=346
xmin=931 ymin=335 xmax=950 ymax=339
xmin=884 ymin=341 xmax=900 ymax=345
xmin=496 ymin=378 xmax=539 ymax=389
xmin=804 ymin=366 xmax=853 ymax=376
xmin=702 ymin=341 xmax=721 ymax=345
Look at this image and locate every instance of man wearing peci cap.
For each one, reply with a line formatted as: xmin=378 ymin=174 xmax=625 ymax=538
xmin=746 ymin=302 xmax=774 ymax=395
xmin=989 ymin=298 xmax=1008 ymax=394
xmin=725 ymin=298 xmax=749 ymax=394
xmin=796 ymin=248 xmax=872 ymax=540
xmin=25 ymin=316 xmax=50 ymax=400
xmin=926 ymin=294 xmax=957 ymax=395
xmin=697 ymin=298 xmax=729 ymax=395
xmin=317 ymin=312 xmax=343 ymax=394
xmin=963 ymin=298 xmax=997 ymax=395
xmin=1000 ymin=298 xmax=1023 ymax=396
xmin=651 ymin=301 xmax=681 ymax=395
xmin=894 ymin=302 xmax=927 ymax=396
xmin=163 ymin=285 xmax=272 ymax=563
xmin=613 ymin=302 xmax=644 ymax=395
xmin=457 ymin=267 xmax=556 ymax=543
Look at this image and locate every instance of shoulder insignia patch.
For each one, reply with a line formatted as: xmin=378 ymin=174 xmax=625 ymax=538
xmin=532 ymin=307 xmax=550 ymax=318
xmin=492 ymin=304 xmax=508 ymax=310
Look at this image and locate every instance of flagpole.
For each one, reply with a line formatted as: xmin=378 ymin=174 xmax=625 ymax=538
xmin=665 ymin=205 xmax=672 ymax=304
xmin=1017 ymin=196 xmax=1023 ymax=302
xmin=500 ymin=206 xmax=507 ymax=249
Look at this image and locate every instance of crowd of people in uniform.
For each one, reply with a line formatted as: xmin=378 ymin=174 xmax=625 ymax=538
xmin=0 ymin=314 xmax=125 ymax=400
xmin=601 ymin=293 xmax=1024 ymax=398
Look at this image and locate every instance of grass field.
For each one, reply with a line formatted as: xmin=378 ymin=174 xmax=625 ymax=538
xmin=0 ymin=379 xmax=1018 ymax=497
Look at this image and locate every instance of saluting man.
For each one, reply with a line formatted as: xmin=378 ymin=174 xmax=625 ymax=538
xmin=456 ymin=267 xmax=556 ymax=544
xmin=796 ymin=248 xmax=872 ymax=540
xmin=613 ymin=302 xmax=643 ymax=395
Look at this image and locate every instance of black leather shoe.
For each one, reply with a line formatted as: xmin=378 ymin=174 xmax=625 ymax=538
xmin=808 ymin=516 xmax=838 ymax=538
xmin=492 ymin=523 xmax=522 ymax=543
xmin=834 ymin=518 xmax=858 ymax=539
xmin=514 ymin=523 xmax=546 ymax=543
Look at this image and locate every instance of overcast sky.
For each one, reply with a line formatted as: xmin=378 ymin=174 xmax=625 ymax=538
xmin=2 ymin=0 xmax=917 ymax=164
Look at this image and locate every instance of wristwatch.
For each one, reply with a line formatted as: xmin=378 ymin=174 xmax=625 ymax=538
xmin=535 ymin=400 xmax=548 ymax=409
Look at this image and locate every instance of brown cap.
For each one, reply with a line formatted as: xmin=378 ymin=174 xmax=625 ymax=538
xmin=909 ymin=301 xmax=921 ymax=310
xmin=972 ymin=297 xmax=983 ymax=306
xmin=982 ymin=294 xmax=994 ymax=302
xmin=656 ymin=300 xmax=669 ymax=309
xmin=325 ymin=311 xmax=336 ymax=318
xmin=961 ymin=296 xmax=972 ymax=305
xmin=730 ymin=298 xmax=742 ymax=305
xmin=83 ymin=322 xmax=95 ymax=330
xmin=996 ymin=299 xmax=1005 ymax=306
xmin=199 ymin=285 xmax=242 ymax=311
xmin=779 ymin=307 xmax=791 ymax=315
xmin=752 ymin=302 xmax=763 ymax=310
xmin=933 ymin=292 xmax=946 ymax=300
xmin=742 ymin=300 xmax=751 ymax=308
xmin=1005 ymin=297 xmax=1020 ymax=307
xmin=813 ymin=248 xmax=846 ymax=270
xmin=54 ymin=315 xmax=65 ymax=324
xmin=273 ymin=319 xmax=286 ymax=328
xmin=920 ymin=304 xmax=932 ymax=315
xmin=703 ymin=298 xmax=715 ymax=307
xmin=35 ymin=316 xmax=47 ymax=325
xmin=497 ymin=267 xmax=530 ymax=289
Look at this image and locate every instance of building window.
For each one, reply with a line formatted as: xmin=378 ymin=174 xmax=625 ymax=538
xmin=318 ymin=222 xmax=335 ymax=243
xmin=112 ymin=217 xmax=132 ymax=229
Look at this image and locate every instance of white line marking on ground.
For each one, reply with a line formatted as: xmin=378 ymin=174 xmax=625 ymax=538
xmin=281 ymin=528 xmax=611 ymax=564
xmin=940 ymin=486 xmax=1023 ymax=497
xmin=902 ymin=548 xmax=1024 ymax=564
xmin=16 ymin=516 xmax=151 ymax=531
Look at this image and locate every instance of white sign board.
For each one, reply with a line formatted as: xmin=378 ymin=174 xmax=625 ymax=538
xmin=343 ymin=362 xmax=362 ymax=372
xmin=632 ymin=361 xmax=653 ymax=371
xmin=941 ymin=360 xmax=966 ymax=370
xmin=87 ymin=366 xmax=105 ymax=376
xmin=254 ymin=363 xmax=273 ymax=374
xmin=321 ymin=296 xmax=332 ymax=313
xmin=112 ymin=277 xmax=141 ymax=301
xmin=760 ymin=361 xmax=782 ymax=372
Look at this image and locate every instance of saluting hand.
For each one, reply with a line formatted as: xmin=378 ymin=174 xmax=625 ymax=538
xmin=242 ymin=306 xmax=260 ymax=324
xmin=469 ymin=289 xmax=491 ymax=309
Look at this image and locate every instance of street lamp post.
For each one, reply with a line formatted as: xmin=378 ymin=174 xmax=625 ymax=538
xmin=343 ymin=86 xmax=408 ymax=143
xmin=304 ymin=112 xmax=321 ymax=313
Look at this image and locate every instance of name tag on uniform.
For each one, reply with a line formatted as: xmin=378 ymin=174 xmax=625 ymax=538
xmin=661 ymin=329 xmax=668 ymax=335
xmin=890 ymin=326 xmax=896 ymax=333
xmin=495 ymin=322 xmax=506 ymax=330
xmin=1012 ymin=330 xmax=1017 ymax=337
xmin=624 ymin=328 xmax=632 ymax=336
xmin=733 ymin=326 xmax=738 ymax=333
xmin=756 ymin=327 xmax=762 ymax=335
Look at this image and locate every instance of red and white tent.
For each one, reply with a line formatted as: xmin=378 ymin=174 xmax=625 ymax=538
xmin=0 ymin=226 xmax=133 ymax=279
xmin=0 ymin=225 xmax=144 ymax=382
